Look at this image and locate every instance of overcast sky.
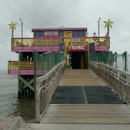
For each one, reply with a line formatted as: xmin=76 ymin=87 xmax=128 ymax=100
xmin=0 ymin=0 xmax=130 ymax=70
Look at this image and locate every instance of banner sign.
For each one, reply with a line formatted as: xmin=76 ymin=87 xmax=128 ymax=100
xmin=44 ymin=31 xmax=58 ymax=36
xmin=68 ymin=45 xmax=87 ymax=51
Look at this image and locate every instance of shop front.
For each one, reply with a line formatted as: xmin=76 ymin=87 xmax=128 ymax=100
xmin=67 ymin=45 xmax=88 ymax=69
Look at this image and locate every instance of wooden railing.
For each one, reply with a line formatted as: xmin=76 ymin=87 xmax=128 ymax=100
xmin=8 ymin=61 xmax=34 ymax=72
xmin=89 ymin=61 xmax=130 ymax=105
xmin=12 ymin=38 xmax=61 ymax=48
xmin=11 ymin=37 xmax=110 ymax=48
xmin=35 ymin=60 xmax=66 ymax=122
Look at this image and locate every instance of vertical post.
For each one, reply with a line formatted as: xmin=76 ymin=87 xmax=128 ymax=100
xmin=51 ymin=37 xmax=52 ymax=49
xmin=20 ymin=19 xmax=23 ymax=46
xmin=125 ymin=51 xmax=127 ymax=71
xmin=59 ymin=29 xmax=61 ymax=38
xmin=88 ymin=38 xmax=91 ymax=65
xmin=41 ymin=37 xmax=42 ymax=48
xmin=11 ymin=38 xmax=13 ymax=49
xmin=64 ymin=44 xmax=67 ymax=62
xmin=36 ymin=82 xmax=40 ymax=122
xmin=8 ymin=61 xmax=10 ymax=73
xmin=34 ymin=50 xmax=37 ymax=98
xmin=18 ymin=78 xmax=21 ymax=98
xmin=34 ymin=50 xmax=37 ymax=120
xmin=98 ymin=17 xmax=101 ymax=45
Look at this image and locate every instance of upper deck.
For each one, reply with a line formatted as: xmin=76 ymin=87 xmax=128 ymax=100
xmin=11 ymin=37 xmax=110 ymax=52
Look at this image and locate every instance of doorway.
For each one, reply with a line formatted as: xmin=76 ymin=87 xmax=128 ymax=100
xmin=68 ymin=52 xmax=88 ymax=69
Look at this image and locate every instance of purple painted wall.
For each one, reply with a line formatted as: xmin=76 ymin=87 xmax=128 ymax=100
xmin=8 ymin=70 xmax=42 ymax=75
xmin=89 ymin=43 xmax=95 ymax=53
xmin=95 ymin=46 xmax=109 ymax=51
xmin=33 ymin=28 xmax=87 ymax=38
xmin=12 ymin=46 xmax=59 ymax=52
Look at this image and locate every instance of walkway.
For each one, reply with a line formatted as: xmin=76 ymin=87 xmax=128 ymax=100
xmin=41 ymin=104 xmax=130 ymax=124
xmin=59 ymin=69 xmax=107 ymax=86
xmin=4 ymin=69 xmax=130 ymax=130
xmin=40 ymin=69 xmax=130 ymax=124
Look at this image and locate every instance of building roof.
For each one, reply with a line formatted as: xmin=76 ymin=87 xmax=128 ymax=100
xmin=32 ymin=27 xmax=87 ymax=32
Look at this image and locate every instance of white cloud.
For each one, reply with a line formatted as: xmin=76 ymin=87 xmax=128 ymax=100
xmin=0 ymin=0 xmax=130 ymax=69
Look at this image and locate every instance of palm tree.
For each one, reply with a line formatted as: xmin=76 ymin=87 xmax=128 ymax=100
xmin=8 ymin=22 xmax=17 ymax=38
xmin=103 ymin=19 xmax=113 ymax=36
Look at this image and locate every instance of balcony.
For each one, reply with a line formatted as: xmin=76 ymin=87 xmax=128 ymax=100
xmin=11 ymin=38 xmax=61 ymax=52
xmin=11 ymin=37 xmax=110 ymax=52
xmin=91 ymin=37 xmax=110 ymax=51
xmin=8 ymin=61 xmax=34 ymax=75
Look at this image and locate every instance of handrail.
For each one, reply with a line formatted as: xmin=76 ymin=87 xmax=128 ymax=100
xmin=89 ymin=61 xmax=130 ymax=105
xmin=36 ymin=61 xmax=64 ymax=99
xmin=35 ymin=60 xmax=66 ymax=122
xmin=91 ymin=61 xmax=130 ymax=79
xmin=12 ymin=37 xmax=110 ymax=48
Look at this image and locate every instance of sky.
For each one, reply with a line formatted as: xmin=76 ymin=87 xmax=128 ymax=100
xmin=0 ymin=0 xmax=130 ymax=70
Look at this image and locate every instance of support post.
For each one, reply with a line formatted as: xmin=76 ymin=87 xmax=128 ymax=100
xmin=18 ymin=78 xmax=22 ymax=98
xmin=35 ymin=82 xmax=40 ymax=122
xmin=124 ymin=51 xmax=127 ymax=71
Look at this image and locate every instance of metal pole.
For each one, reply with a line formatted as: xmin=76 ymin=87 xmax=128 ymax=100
xmin=98 ymin=17 xmax=101 ymax=45
xmin=20 ymin=19 xmax=23 ymax=45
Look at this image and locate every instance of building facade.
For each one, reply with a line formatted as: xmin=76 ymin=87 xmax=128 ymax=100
xmin=8 ymin=27 xmax=110 ymax=97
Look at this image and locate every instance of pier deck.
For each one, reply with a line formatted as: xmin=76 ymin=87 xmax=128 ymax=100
xmin=58 ymin=69 xmax=107 ymax=86
xmin=40 ymin=69 xmax=130 ymax=124
xmin=41 ymin=104 xmax=130 ymax=124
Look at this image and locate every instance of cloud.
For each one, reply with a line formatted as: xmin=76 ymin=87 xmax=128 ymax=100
xmin=1 ymin=0 xmax=130 ymax=69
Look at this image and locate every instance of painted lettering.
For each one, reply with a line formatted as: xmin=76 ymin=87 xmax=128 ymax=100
xmin=69 ymin=45 xmax=85 ymax=50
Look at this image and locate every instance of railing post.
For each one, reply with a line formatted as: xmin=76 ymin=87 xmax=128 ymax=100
xmin=35 ymin=82 xmax=40 ymax=122
xmin=41 ymin=38 xmax=42 ymax=49
xmin=124 ymin=51 xmax=128 ymax=72
xmin=18 ymin=61 xmax=20 ymax=73
xmin=11 ymin=38 xmax=13 ymax=49
xmin=31 ymin=38 xmax=33 ymax=49
xmin=8 ymin=61 xmax=10 ymax=73
xmin=34 ymin=50 xmax=40 ymax=122
xmin=51 ymin=38 xmax=52 ymax=48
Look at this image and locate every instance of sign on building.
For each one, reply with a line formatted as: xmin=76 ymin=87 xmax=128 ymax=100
xmin=44 ymin=31 xmax=58 ymax=37
xmin=72 ymin=38 xmax=80 ymax=42
xmin=64 ymin=31 xmax=72 ymax=38
xmin=68 ymin=45 xmax=87 ymax=52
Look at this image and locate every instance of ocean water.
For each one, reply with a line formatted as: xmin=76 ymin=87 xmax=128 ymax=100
xmin=0 ymin=70 xmax=35 ymax=121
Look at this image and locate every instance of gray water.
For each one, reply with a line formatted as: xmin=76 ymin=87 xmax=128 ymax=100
xmin=0 ymin=70 xmax=35 ymax=121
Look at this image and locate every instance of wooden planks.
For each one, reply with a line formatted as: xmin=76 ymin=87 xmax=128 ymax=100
xmin=58 ymin=69 xmax=107 ymax=86
xmin=41 ymin=104 xmax=130 ymax=124
xmin=40 ymin=69 xmax=130 ymax=124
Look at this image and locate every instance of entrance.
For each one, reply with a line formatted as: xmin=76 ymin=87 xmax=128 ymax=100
xmin=68 ymin=52 xmax=88 ymax=69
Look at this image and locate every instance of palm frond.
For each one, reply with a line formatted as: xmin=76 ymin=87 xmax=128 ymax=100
xmin=109 ymin=25 xmax=112 ymax=28
xmin=103 ymin=21 xmax=107 ymax=24
xmin=108 ymin=19 xmax=110 ymax=22
xmin=8 ymin=21 xmax=17 ymax=29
